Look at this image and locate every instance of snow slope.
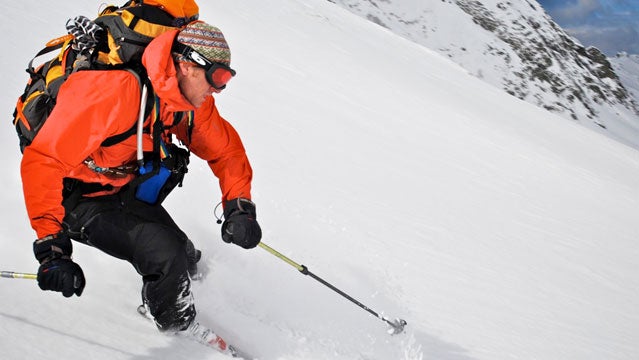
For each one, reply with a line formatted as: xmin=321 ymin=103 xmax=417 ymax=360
xmin=1 ymin=0 xmax=638 ymax=359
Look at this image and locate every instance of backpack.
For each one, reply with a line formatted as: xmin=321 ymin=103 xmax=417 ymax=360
xmin=12 ymin=0 xmax=199 ymax=153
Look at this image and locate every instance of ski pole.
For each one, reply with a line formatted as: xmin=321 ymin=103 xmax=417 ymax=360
xmin=258 ymin=242 xmax=407 ymax=335
xmin=1 ymin=271 xmax=37 ymax=280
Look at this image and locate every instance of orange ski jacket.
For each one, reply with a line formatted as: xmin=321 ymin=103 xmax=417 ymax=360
xmin=21 ymin=29 xmax=253 ymax=238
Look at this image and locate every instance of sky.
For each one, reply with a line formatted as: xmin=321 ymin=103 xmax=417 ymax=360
xmin=1 ymin=0 xmax=639 ymax=360
xmin=538 ymin=0 xmax=639 ymax=55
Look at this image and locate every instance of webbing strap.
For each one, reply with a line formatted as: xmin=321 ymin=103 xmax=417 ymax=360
xmin=148 ymin=95 xmax=194 ymax=158
xmin=27 ymin=39 xmax=67 ymax=75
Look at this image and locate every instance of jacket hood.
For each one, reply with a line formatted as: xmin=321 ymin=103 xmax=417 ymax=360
xmin=142 ymin=29 xmax=196 ymax=112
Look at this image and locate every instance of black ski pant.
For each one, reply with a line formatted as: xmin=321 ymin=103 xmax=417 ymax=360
xmin=63 ymin=192 xmax=196 ymax=332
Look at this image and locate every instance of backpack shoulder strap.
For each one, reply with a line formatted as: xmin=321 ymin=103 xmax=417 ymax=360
xmin=100 ymin=69 xmax=154 ymax=147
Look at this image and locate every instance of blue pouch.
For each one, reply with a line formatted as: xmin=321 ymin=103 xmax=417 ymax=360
xmin=135 ymin=161 xmax=171 ymax=204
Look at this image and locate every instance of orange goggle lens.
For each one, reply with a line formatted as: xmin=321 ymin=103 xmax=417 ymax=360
xmin=206 ymin=65 xmax=236 ymax=90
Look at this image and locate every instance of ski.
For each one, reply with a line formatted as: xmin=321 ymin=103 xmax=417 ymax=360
xmin=137 ymin=305 xmax=255 ymax=359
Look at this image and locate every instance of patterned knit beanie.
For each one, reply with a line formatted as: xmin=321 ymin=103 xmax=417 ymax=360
xmin=175 ymin=21 xmax=231 ymax=66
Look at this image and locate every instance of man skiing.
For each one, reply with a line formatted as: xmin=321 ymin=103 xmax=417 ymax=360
xmin=21 ymin=19 xmax=262 ymax=339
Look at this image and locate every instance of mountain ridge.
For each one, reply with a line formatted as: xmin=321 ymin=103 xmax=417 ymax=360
xmin=328 ymin=0 xmax=639 ymax=149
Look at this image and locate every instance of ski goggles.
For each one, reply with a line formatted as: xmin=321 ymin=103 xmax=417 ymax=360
xmin=173 ymin=42 xmax=236 ymax=90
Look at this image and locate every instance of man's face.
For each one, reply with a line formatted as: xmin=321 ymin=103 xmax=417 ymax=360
xmin=177 ymin=62 xmax=219 ymax=108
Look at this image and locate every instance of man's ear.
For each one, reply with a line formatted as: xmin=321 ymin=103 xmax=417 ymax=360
xmin=176 ymin=62 xmax=195 ymax=77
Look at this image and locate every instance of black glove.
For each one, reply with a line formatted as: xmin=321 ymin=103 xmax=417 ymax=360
xmin=33 ymin=233 xmax=86 ymax=297
xmin=221 ymin=198 xmax=262 ymax=249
